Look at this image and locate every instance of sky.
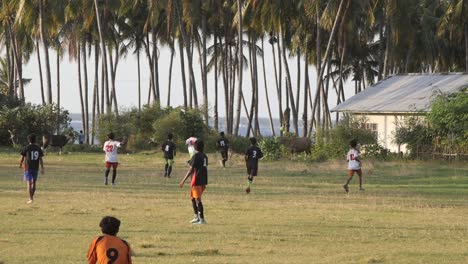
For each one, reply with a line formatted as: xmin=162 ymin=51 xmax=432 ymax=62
xmin=21 ymin=40 xmax=347 ymax=121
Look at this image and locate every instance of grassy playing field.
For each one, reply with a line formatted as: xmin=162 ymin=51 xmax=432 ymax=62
xmin=0 ymin=150 xmax=467 ymax=264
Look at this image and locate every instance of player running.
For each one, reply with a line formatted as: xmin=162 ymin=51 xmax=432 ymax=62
xmin=245 ymin=137 xmax=263 ymax=194
xmin=87 ymin=216 xmax=132 ymax=264
xmin=343 ymin=139 xmax=364 ymax=193
xmin=103 ymin=132 xmax=125 ymax=185
xmin=161 ymin=133 xmax=176 ymax=178
xmin=216 ymin=131 xmax=230 ymax=167
xmin=179 ymin=140 xmax=208 ymax=225
xmin=19 ymin=133 xmax=45 ymax=204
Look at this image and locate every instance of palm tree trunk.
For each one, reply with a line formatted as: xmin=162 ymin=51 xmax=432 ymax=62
xmin=144 ymin=33 xmax=156 ymax=105
xmin=261 ymin=38 xmax=276 ymax=136
xmin=178 ymin=39 xmax=188 ymax=109
xmin=270 ymin=36 xmax=283 ymax=133
xmin=214 ymin=35 xmax=219 ymax=131
xmin=281 ymin=29 xmax=298 ymax=134
xmin=202 ymin=10 xmax=209 ymax=126
xmin=233 ymin=0 xmax=244 ymax=137
xmin=56 ymin=48 xmax=61 ymax=134
xmin=35 ymin=40 xmax=45 ymax=105
xmin=92 ymin=43 xmax=100 ymax=145
xmin=5 ymin=28 xmax=14 ymax=97
xmin=137 ymin=49 xmax=141 ymax=111
xmin=82 ymin=39 xmax=90 ymax=143
xmin=246 ymin=34 xmax=256 ymax=137
xmin=465 ymin=26 xmax=468 ymax=72
xmin=302 ymin=49 xmax=309 ymax=137
xmin=77 ymin=42 xmax=86 ymax=139
xmin=152 ymin=31 xmax=160 ymax=104
xmin=167 ymin=42 xmax=175 ymax=107
xmin=383 ymin=16 xmax=391 ymax=78
xmin=39 ymin=0 xmax=52 ymax=105
xmin=94 ymin=0 xmax=110 ymax=113
xmin=296 ymin=49 xmax=301 ymax=118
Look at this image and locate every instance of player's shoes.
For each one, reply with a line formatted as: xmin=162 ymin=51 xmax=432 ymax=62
xmin=245 ymin=187 xmax=251 ymax=194
xmin=190 ymin=214 xmax=200 ymax=224
xmin=104 ymin=178 xmax=108 ymax=185
xmin=112 ymin=182 xmax=116 ymax=186
xmin=27 ymin=199 xmax=33 ymax=204
xmin=194 ymin=219 xmax=207 ymax=225
xmin=359 ymin=188 xmax=365 ymax=191
xmin=343 ymin=185 xmax=349 ymax=193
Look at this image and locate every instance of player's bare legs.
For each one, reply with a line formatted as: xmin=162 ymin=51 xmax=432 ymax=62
xmin=357 ymin=170 xmax=364 ymax=190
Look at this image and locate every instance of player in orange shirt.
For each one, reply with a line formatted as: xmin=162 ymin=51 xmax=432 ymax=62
xmin=87 ymin=216 xmax=132 ymax=264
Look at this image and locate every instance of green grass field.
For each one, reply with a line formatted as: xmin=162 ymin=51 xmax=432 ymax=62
xmin=1 ymin=151 xmax=467 ymax=264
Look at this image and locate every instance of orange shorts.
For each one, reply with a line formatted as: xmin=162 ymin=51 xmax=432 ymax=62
xmin=348 ymin=169 xmax=362 ymax=177
xmin=190 ymin=185 xmax=206 ymax=199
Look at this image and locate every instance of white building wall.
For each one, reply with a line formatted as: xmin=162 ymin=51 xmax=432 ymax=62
xmin=356 ymin=114 xmax=408 ymax=153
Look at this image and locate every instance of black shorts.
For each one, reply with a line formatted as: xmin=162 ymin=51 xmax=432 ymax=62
xmin=220 ymin=150 xmax=228 ymax=161
xmin=246 ymin=163 xmax=258 ymax=177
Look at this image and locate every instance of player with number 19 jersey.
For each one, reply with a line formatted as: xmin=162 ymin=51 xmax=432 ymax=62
xmin=87 ymin=235 xmax=132 ymax=264
xmin=20 ymin=144 xmax=44 ymax=177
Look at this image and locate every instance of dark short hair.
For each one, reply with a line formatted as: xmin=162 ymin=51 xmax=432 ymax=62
xmin=195 ymin=140 xmax=204 ymax=152
xmin=350 ymin=139 xmax=358 ymax=148
xmin=249 ymin=137 xmax=257 ymax=145
xmin=28 ymin=134 xmax=36 ymax=144
xmin=220 ymin=131 xmax=225 ymax=137
xmin=99 ymin=216 xmax=120 ymax=236
xmin=167 ymin=133 xmax=173 ymax=140
xmin=107 ymin=132 xmax=115 ymax=140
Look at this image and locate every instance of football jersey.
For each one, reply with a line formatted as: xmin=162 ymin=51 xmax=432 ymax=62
xmin=189 ymin=152 xmax=208 ymax=186
xmin=87 ymin=235 xmax=132 ymax=264
xmin=245 ymin=145 xmax=263 ymax=165
xmin=162 ymin=140 xmax=176 ymax=159
xmin=103 ymin=140 xmax=122 ymax=162
xmin=347 ymin=148 xmax=361 ymax=170
xmin=20 ymin=144 xmax=44 ymax=171
xmin=216 ymin=137 xmax=229 ymax=150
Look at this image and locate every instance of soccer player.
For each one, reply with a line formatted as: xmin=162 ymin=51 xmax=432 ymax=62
xmin=103 ymin=132 xmax=125 ymax=185
xmin=19 ymin=133 xmax=44 ymax=204
xmin=161 ymin=133 xmax=176 ymax=178
xmin=216 ymin=131 xmax=230 ymax=167
xmin=343 ymin=139 xmax=364 ymax=193
xmin=245 ymin=137 xmax=263 ymax=194
xmin=87 ymin=216 xmax=132 ymax=264
xmin=179 ymin=140 xmax=208 ymax=225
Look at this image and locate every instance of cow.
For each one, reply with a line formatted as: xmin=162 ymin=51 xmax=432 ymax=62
xmin=42 ymin=132 xmax=74 ymax=154
xmin=279 ymin=137 xmax=312 ymax=155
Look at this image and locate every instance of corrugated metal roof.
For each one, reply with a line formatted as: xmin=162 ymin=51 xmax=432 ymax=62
xmin=331 ymin=73 xmax=468 ymax=113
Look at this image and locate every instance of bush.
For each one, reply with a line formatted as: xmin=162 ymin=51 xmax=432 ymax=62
xmin=258 ymin=137 xmax=283 ymax=160
xmin=229 ymin=136 xmax=251 ymax=154
xmin=63 ymin=143 xmax=103 ymax=153
xmin=0 ymin=100 xmax=71 ymax=147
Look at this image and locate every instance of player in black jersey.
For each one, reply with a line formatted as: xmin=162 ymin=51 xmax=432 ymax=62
xmin=216 ymin=132 xmax=230 ymax=167
xmin=244 ymin=137 xmax=263 ymax=194
xmin=19 ymin=134 xmax=44 ymax=204
xmin=161 ymin=133 xmax=177 ymax=177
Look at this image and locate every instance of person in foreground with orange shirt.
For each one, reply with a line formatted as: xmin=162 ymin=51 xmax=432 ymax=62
xmin=87 ymin=216 xmax=132 ymax=264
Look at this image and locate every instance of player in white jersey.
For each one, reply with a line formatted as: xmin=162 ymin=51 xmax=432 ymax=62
xmin=185 ymin=135 xmax=197 ymax=164
xmin=343 ymin=139 xmax=364 ymax=193
xmin=103 ymin=132 xmax=125 ymax=185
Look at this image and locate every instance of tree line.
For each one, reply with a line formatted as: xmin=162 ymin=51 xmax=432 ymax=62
xmin=1 ymin=0 xmax=467 ymax=144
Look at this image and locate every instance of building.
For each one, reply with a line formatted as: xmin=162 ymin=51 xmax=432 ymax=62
xmin=331 ymin=73 xmax=468 ymax=153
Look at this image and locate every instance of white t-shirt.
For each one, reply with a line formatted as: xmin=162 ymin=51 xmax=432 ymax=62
xmin=347 ymin=148 xmax=361 ymax=170
xmin=185 ymin=137 xmax=197 ymax=154
xmin=103 ymin=140 xmax=122 ymax=162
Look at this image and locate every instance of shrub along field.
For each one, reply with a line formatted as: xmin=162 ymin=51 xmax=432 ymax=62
xmin=0 ymin=151 xmax=467 ymax=264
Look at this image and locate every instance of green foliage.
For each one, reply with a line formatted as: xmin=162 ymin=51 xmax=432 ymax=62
xmin=428 ymin=91 xmax=468 ymax=144
xmin=258 ymin=137 xmax=284 ymax=160
xmin=97 ymin=105 xmax=209 ymax=152
xmin=0 ymin=98 xmax=71 ymax=146
xmin=310 ymin=117 xmax=379 ymax=161
xmin=393 ymin=117 xmax=434 ymax=156
xmin=229 ymin=136 xmax=251 ymax=154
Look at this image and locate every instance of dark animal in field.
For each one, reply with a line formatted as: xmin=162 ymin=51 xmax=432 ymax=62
xmin=42 ymin=133 xmax=74 ymax=153
xmin=279 ymin=137 xmax=312 ymax=155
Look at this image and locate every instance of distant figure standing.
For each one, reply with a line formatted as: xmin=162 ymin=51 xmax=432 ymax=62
xmin=185 ymin=135 xmax=197 ymax=162
xmin=245 ymin=137 xmax=263 ymax=194
xmin=79 ymin=130 xmax=85 ymax=144
xmin=216 ymin=131 xmax=230 ymax=167
xmin=161 ymin=133 xmax=176 ymax=178
xmin=103 ymin=132 xmax=124 ymax=185
xmin=343 ymin=139 xmax=364 ymax=193
xmin=179 ymin=140 xmax=208 ymax=224
xmin=19 ymin=133 xmax=45 ymax=204
xmin=87 ymin=216 xmax=132 ymax=264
